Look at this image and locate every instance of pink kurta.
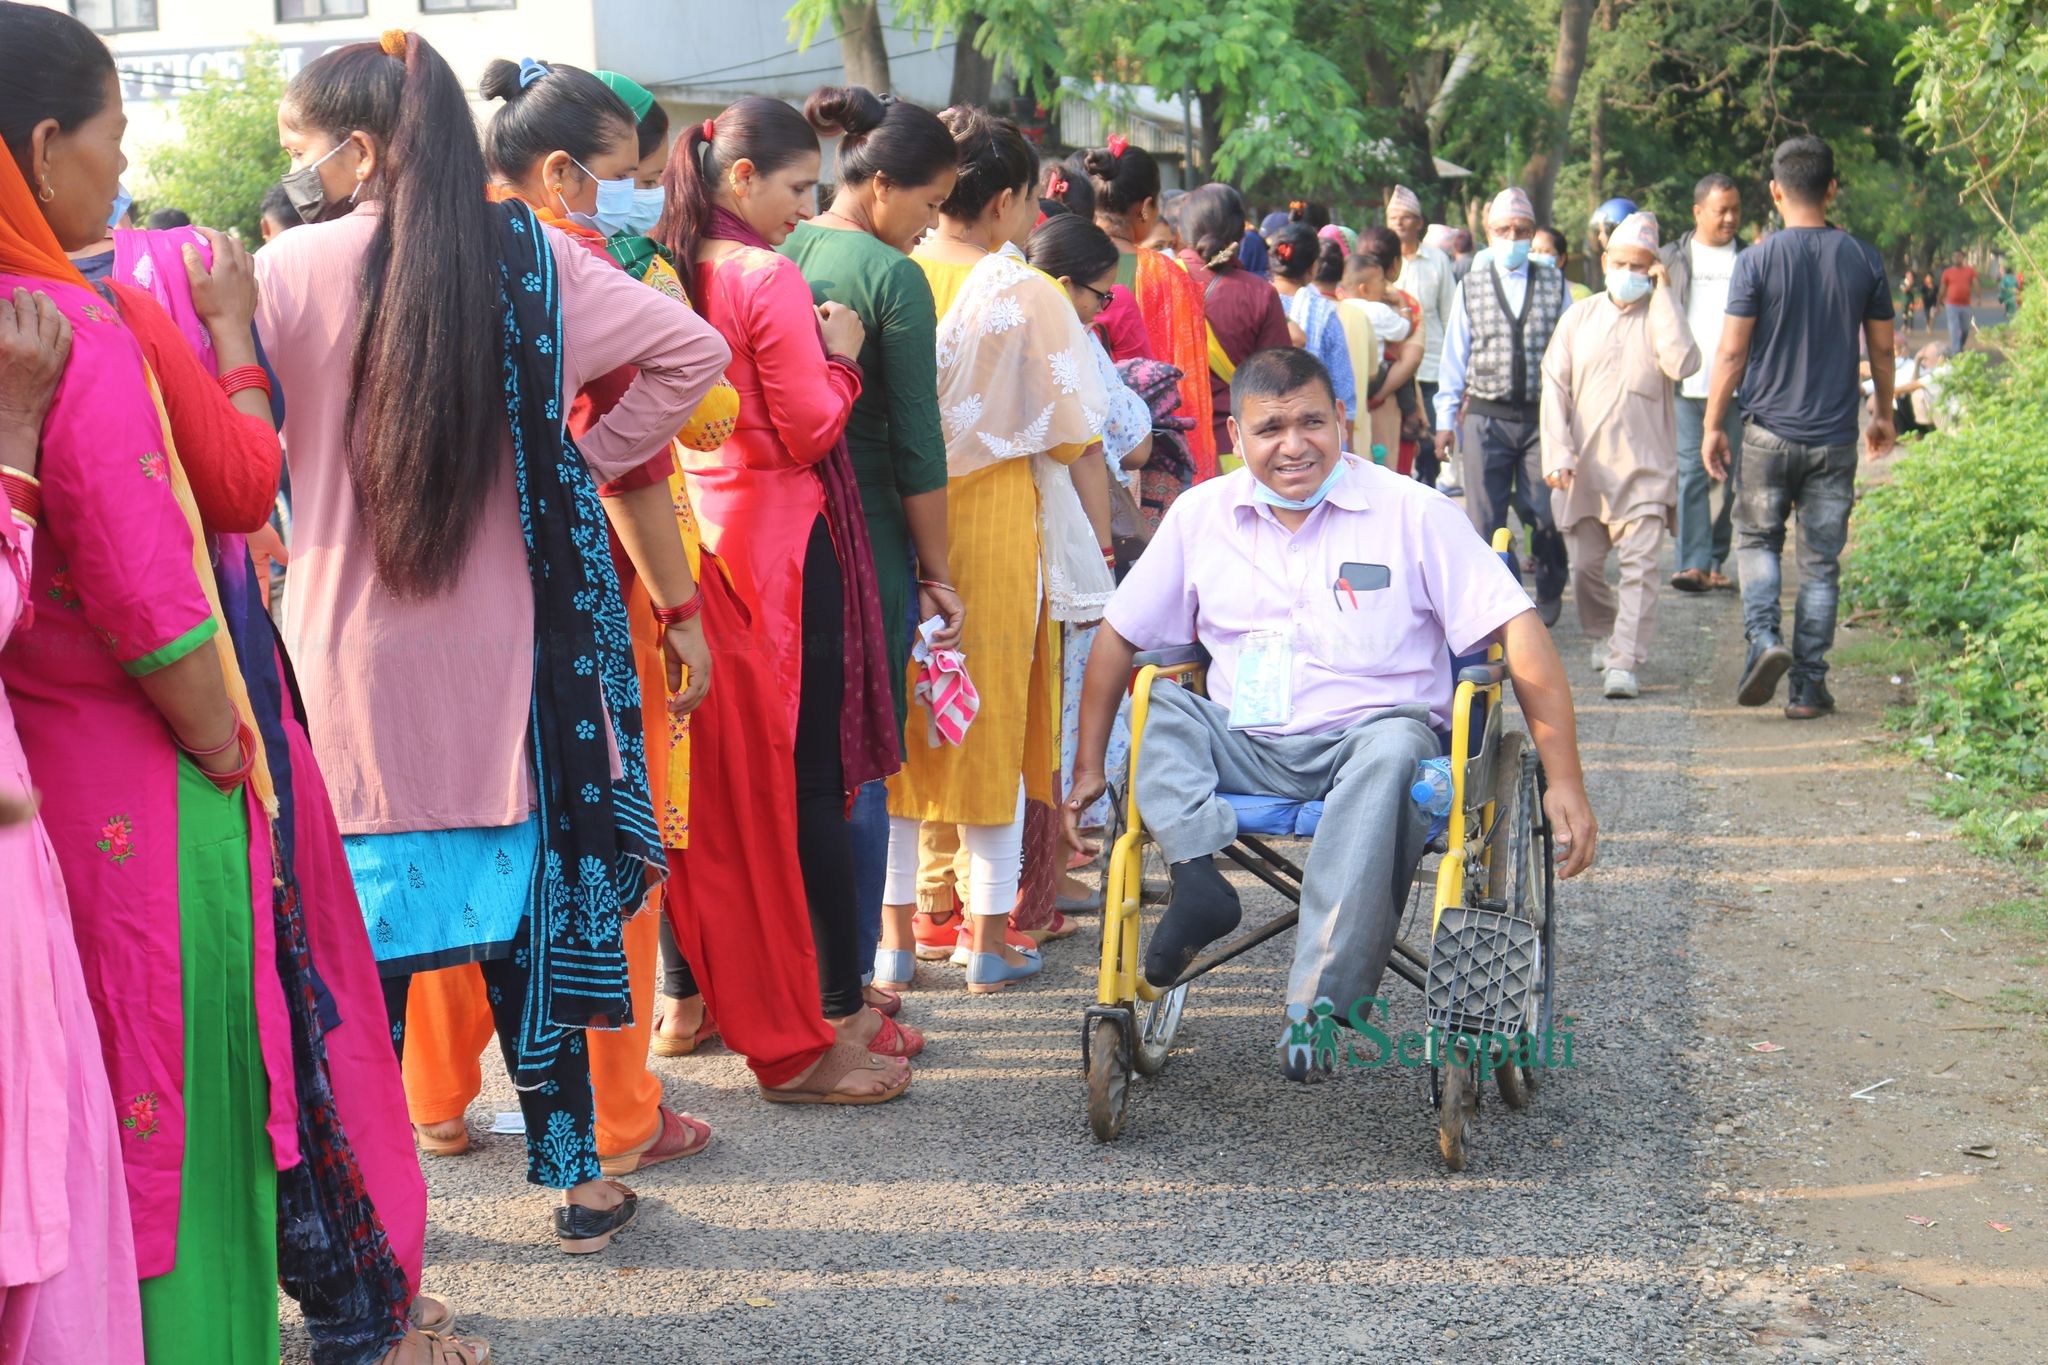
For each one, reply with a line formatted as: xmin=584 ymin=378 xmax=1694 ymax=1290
xmin=0 ymin=517 xmax=146 ymax=1363
xmin=253 ymin=206 xmax=732 ymax=835
xmin=0 ymin=272 xmax=295 ymax=1281
xmin=682 ymin=247 xmax=861 ymax=734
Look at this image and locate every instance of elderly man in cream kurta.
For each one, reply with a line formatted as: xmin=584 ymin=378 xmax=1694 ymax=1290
xmin=1540 ymin=211 xmax=1701 ymax=699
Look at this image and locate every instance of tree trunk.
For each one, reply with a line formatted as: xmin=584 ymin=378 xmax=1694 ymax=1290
xmin=1519 ymin=0 xmax=1595 ymax=224
xmin=1197 ymin=85 xmax=1225 ymax=179
xmin=1362 ymin=44 xmax=1440 ymax=212
xmin=836 ymin=0 xmax=892 ymax=92
xmin=949 ymin=12 xmax=995 ymax=108
xmin=1587 ymin=97 xmax=1606 ymax=207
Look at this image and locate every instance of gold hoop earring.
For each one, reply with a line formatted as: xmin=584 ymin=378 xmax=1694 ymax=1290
xmin=37 ymin=178 xmax=54 ymax=203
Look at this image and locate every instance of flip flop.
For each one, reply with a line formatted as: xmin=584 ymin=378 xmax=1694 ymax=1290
xmin=412 ymin=1121 xmax=469 ymax=1158
xmin=760 ymin=1040 xmax=912 ymax=1106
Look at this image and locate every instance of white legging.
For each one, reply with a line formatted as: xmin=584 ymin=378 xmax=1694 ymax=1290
xmin=884 ymin=779 xmax=1028 ymax=919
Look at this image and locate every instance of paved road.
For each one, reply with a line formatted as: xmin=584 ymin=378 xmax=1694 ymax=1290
xmin=289 ymin=574 xmax=1749 ymax=1364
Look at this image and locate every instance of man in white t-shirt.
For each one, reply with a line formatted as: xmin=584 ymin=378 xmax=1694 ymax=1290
xmin=1658 ymin=173 xmax=1745 ymax=593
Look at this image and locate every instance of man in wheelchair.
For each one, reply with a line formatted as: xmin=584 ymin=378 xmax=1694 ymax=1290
xmin=1064 ymin=348 xmax=1598 ymax=1077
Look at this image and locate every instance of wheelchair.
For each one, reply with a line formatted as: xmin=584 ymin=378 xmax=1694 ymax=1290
xmin=1082 ymin=531 xmax=1559 ymax=1170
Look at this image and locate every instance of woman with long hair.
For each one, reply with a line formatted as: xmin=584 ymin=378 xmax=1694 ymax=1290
xmin=254 ymin=30 xmax=729 ymax=1256
xmin=1083 ymin=140 xmax=1209 ymax=504
xmin=658 ymin=93 xmax=925 ymax=1065
xmin=884 ymin=106 xmax=1108 ymax=994
xmin=393 ymin=56 xmax=728 ymax=1181
xmin=779 ymin=87 xmax=963 ymax=990
xmin=1180 ymin=182 xmax=1289 ymax=460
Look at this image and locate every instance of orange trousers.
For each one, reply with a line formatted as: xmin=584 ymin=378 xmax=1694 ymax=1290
xmin=402 ymin=901 xmax=662 ymax=1158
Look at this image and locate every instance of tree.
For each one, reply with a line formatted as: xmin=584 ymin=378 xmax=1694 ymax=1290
xmin=141 ymin=39 xmax=288 ymax=240
xmin=1520 ymin=0 xmax=1596 ymax=223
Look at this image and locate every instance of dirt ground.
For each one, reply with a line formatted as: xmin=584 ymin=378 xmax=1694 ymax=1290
xmin=1675 ymin=532 xmax=2048 ymax=1358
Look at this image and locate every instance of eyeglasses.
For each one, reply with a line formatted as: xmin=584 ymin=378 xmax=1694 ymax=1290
xmin=1076 ymin=281 xmax=1111 ymax=306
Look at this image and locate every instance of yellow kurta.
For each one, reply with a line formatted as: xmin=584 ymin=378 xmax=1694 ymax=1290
xmin=889 ymin=254 xmax=1086 ymax=826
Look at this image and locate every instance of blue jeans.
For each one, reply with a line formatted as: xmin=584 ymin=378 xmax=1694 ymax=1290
xmin=1734 ymin=427 xmax=1857 ymax=685
xmin=1673 ymin=396 xmax=1737 ymax=574
xmin=1946 ymin=303 xmax=1972 ymax=355
xmin=848 ymin=779 xmax=888 ymax=978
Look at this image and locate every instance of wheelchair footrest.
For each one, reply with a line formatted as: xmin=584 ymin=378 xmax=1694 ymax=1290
xmin=1425 ymin=906 xmax=1541 ymax=1038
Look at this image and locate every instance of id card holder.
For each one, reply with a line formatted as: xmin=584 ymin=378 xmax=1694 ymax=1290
xmin=1228 ymin=629 xmax=1293 ymax=730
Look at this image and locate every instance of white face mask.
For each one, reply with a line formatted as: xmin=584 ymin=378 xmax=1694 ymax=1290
xmin=614 ymin=185 xmax=664 ymax=237
xmin=1605 ymin=267 xmax=1652 ymax=304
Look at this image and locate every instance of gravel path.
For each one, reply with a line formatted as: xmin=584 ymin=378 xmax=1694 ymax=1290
xmin=289 ymin=574 xmax=1749 ymax=1363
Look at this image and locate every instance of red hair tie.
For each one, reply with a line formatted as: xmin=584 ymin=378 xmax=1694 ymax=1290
xmin=1047 ymin=169 xmax=1068 ymax=196
xmin=1106 ymin=133 xmax=1128 ymax=159
xmin=701 ymin=118 xmax=716 ymax=140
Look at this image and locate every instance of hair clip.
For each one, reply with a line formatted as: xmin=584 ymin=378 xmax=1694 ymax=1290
xmin=378 ymin=29 xmax=407 ymax=58
xmin=702 ymin=118 xmax=716 ymax=140
xmin=518 ymin=57 xmax=551 ymax=89
xmin=1047 ymin=169 xmax=1068 ymax=196
xmin=1106 ymin=133 xmax=1128 ymax=159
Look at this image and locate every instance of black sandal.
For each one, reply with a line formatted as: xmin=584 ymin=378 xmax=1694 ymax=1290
xmin=554 ymin=1180 xmax=638 ymax=1254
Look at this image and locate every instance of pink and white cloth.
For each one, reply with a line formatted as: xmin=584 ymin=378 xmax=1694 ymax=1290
xmin=910 ymin=615 xmax=979 ymax=748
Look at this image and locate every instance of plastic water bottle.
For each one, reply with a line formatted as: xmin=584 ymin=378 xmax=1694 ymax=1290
xmin=1410 ymin=757 xmax=1454 ymax=841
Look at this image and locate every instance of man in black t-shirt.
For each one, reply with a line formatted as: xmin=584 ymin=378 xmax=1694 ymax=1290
xmin=1701 ymin=135 xmax=1896 ymax=720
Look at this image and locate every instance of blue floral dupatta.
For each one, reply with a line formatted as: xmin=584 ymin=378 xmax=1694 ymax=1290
xmin=493 ymin=198 xmax=663 ymax=1087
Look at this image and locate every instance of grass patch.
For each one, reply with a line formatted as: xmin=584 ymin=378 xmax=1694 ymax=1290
xmin=1989 ymin=986 xmax=2048 ymax=1019
xmin=1833 ymin=631 xmax=1946 ymax=676
xmin=1964 ymin=897 xmax=2048 ymax=941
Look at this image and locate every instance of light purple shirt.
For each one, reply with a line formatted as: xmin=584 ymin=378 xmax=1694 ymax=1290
xmin=1105 ymin=456 xmax=1533 ymax=735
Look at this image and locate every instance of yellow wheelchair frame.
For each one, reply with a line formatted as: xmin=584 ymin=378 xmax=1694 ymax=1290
xmin=1082 ymin=530 xmax=1557 ymax=1168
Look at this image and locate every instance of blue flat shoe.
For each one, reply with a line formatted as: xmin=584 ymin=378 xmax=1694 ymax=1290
xmin=965 ymin=948 xmax=1042 ymax=994
xmin=872 ymin=948 xmax=916 ymax=992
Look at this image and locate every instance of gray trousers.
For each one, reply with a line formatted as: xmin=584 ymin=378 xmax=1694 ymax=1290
xmin=1132 ymin=683 xmax=1437 ymax=1013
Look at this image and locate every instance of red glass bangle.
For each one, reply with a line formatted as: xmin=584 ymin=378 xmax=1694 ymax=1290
xmin=651 ymin=591 xmax=702 ymax=626
xmin=218 ymin=364 xmax=272 ymax=400
xmin=1 ymin=465 xmax=40 ymax=524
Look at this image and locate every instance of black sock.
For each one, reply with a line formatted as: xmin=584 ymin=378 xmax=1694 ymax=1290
xmin=1142 ymin=857 xmax=1242 ymax=988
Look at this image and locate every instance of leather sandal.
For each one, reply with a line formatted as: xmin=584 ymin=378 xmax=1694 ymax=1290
xmin=760 ymin=1039 xmax=912 ymax=1106
xmin=1018 ymin=911 xmax=1079 ymax=945
xmin=598 ymin=1105 xmax=712 ymax=1177
xmin=554 ymin=1180 xmax=638 ymax=1255
xmin=650 ymin=994 xmax=717 ymax=1058
xmin=860 ymin=1010 xmax=924 ymax=1059
xmin=863 ymin=983 xmax=903 ymax=1017
xmin=412 ymin=1121 xmax=469 ymax=1158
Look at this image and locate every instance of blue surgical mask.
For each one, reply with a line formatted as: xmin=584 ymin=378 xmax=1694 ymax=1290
xmin=1251 ymin=458 xmax=1347 ymax=512
xmin=562 ymin=154 xmax=636 ymax=235
xmin=108 ymin=182 xmax=133 ymax=228
xmin=612 ymin=184 xmax=664 ymax=237
xmin=1527 ymin=250 xmax=1556 ymax=270
xmin=1496 ymin=238 xmax=1532 ymax=271
xmin=1605 ymin=268 xmax=1653 ymax=304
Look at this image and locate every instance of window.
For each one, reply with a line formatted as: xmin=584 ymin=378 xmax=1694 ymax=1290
xmin=71 ymin=0 xmax=157 ymax=34
xmin=420 ymin=0 xmax=517 ymax=12
xmin=277 ymin=0 xmax=369 ymax=21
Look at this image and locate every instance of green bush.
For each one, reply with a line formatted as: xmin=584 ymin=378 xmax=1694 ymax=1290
xmin=1843 ymin=227 xmax=2048 ymax=857
xmin=141 ymin=40 xmax=288 ymax=241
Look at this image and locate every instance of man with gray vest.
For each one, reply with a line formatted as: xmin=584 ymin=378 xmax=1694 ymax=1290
xmin=1435 ymin=186 xmax=1576 ymax=622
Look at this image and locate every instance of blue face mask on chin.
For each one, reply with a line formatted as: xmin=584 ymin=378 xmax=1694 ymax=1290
xmin=1496 ymin=238 xmax=1532 ymax=271
xmin=1251 ymin=457 xmax=1347 ymax=512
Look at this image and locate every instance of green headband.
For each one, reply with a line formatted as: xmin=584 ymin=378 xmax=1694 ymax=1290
xmin=595 ymin=70 xmax=655 ymax=123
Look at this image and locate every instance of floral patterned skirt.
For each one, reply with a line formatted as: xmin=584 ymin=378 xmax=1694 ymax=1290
xmin=340 ymin=817 xmax=538 ymax=977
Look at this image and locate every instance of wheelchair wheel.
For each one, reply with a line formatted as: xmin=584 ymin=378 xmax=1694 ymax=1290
xmin=1132 ymin=981 xmax=1189 ymax=1076
xmin=1487 ymin=735 xmax=1557 ymax=1111
xmin=1085 ymin=1015 xmax=1132 ymax=1142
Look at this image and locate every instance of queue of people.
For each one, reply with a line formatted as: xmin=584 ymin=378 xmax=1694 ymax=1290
xmin=0 ymin=3 xmax=1906 ymax=1359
